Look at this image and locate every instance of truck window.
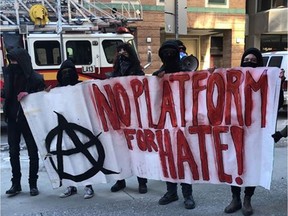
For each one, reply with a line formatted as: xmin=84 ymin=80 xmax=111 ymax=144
xmin=268 ymin=56 xmax=283 ymax=67
xmin=263 ymin=57 xmax=269 ymax=66
xmin=102 ymin=40 xmax=123 ymax=64
xmin=66 ymin=41 xmax=92 ymax=65
xmin=34 ymin=41 xmax=61 ymax=65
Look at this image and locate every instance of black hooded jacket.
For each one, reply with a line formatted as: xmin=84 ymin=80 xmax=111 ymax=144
xmin=111 ymin=43 xmax=144 ymax=77
xmin=1 ymin=48 xmax=45 ymax=121
xmin=56 ymin=59 xmax=80 ymax=86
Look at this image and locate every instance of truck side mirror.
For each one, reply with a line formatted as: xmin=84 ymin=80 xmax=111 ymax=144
xmin=143 ymin=47 xmax=152 ymax=69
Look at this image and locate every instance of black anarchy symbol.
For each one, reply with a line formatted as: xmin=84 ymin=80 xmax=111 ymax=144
xmin=45 ymin=112 xmax=118 ymax=186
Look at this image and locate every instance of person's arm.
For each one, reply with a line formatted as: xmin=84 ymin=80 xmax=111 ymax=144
xmin=152 ymin=66 xmax=165 ymax=78
xmin=272 ymin=125 xmax=288 ymax=143
xmin=18 ymin=73 xmax=46 ymax=101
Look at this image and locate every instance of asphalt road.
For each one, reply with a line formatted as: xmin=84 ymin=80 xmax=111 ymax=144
xmin=0 ymin=111 xmax=287 ymax=216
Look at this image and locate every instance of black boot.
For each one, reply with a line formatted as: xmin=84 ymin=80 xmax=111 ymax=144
xmin=184 ymin=195 xmax=196 ymax=209
xmin=137 ymin=177 xmax=148 ymax=194
xmin=29 ymin=179 xmax=39 ymax=196
xmin=242 ymin=195 xmax=253 ymax=216
xmin=30 ymin=187 xmax=39 ymax=196
xmin=138 ymin=183 xmax=147 ymax=194
xmin=6 ymin=179 xmax=22 ymax=196
xmin=6 ymin=184 xmax=22 ymax=196
xmin=224 ymin=195 xmax=242 ymax=213
xmin=158 ymin=192 xmax=179 ymax=205
xmin=111 ymin=180 xmax=126 ymax=192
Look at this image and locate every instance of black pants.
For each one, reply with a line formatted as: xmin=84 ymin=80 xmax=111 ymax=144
xmin=118 ymin=177 xmax=147 ymax=185
xmin=166 ymin=182 xmax=192 ymax=198
xmin=231 ymin=186 xmax=255 ymax=197
xmin=7 ymin=114 xmax=39 ymax=186
xmin=137 ymin=177 xmax=147 ymax=184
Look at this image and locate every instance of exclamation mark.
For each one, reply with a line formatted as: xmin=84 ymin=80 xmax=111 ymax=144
xmin=231 ymin=126 xmax=244 ymax=185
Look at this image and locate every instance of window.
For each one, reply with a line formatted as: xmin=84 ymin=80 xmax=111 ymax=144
xmin=211 ymin=37 xmax=223 ymax=68
xmin=66 ymin=41 xmax=92 ymax=65
xmin=102 ymin=40 xmax=125 ymax=64
xmin=34 ymin=41 xmax=61 ymax=66
xmin=209 ymin=0 xmax=226 ymax=3
xmin=268 ymin=56 xmax=283 ymax=67
xmin=261 ymin=34 xmax=287 ymax=52
xmin=258 ymin=0 xmax=272 ymax=11
xmin=257 ymin=0 xmax=287 ymax=12
xmin=263 ymin=57 xmax=269 ymax=66
xmin=211 ymin=36 xmax=223 ymax=54
xmin=206 ymin=0 xmax=228 ymax=7
xmin=157 ymin=0 xmax=165 ymax=5
xmin=273 ymin=0 xmax=288 ymax=7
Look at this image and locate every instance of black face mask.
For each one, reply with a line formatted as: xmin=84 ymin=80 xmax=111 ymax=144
xmin=119 ymin=58 xmax=131 ymax=76
xmin=119 ymin=54 xmax=130 ymax=62
xmin=161 ymin=48 xmax=178 ymax=62
xmin=61 ymin=78 xmax=71 ymax=86
xmin=60 ymin=70 xmax=73 ymax=86
xmin=8 ymin=64 xmax=24 ymax=75
xmin=241 ymin=62 xmax=258 ymax=68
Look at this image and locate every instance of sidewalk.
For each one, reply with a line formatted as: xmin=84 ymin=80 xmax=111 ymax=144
xmin=1 ymin=111 xmax=287 ymax=216
xmin=0 ymin=144 xmax=287 ymax=216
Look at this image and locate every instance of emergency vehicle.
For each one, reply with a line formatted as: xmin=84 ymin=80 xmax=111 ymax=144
xmin=0 ymin=0 xmax=144 ymax=87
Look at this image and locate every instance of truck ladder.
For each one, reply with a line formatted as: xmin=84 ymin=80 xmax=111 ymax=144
xmin=0 ymin=0 xmax=143 ymax=33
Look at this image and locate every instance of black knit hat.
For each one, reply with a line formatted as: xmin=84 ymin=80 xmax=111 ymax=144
xmin=174 ymin=40 xmax=186 ymax=52
xmin=240 ymin=47 xmax=264 ymax=67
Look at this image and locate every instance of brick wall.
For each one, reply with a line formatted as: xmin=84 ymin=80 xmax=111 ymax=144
xmin=109 ymin=0 xmax=246 ymax=73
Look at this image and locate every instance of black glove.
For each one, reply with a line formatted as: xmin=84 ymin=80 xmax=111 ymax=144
xmin=272 ymin=131 xmax=283 ymax=143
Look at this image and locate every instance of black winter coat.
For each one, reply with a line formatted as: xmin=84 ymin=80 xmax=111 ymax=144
xmin=111 ymin=55 xmax=144 ymax=77
xmin=1 ymin=48 xmax=45 ymax=121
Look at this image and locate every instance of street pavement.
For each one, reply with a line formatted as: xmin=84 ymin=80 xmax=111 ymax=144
xmin=0 ymin=111 xmax=287 ymax=216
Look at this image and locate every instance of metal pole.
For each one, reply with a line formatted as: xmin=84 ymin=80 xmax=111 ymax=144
xmin=57 ymin=0 xmax=64 ymax=62
xmin=15 ymin=0 xmax=20 ymax=26
xmin=175 ymin=0 xmax=179 ymax=39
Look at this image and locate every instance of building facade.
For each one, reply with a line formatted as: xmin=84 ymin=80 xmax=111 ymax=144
xmin=245 ymin=0 xmax=288 ymax=52
xmin=110 ymin=0 xmax=246 ymax=74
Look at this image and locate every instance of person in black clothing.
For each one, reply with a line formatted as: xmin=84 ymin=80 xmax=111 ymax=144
xmin=153 ymin=40 xmax=196 ymax=210
xmin=153 ymin=40 xmax=184 ymax=77
xmin=110 ymin=43 xmax=145 ymax=77
xmin=108 ymin=43 xmax=148 ymax=194
xmin=56 ymin=59 xmax=81 ymax=87
xmin=224 ymin=47 xmax=264 ymax=216
xmin=1 ymin=47 xmax=46 ymax=196
xmin=55 ymin=59 xmax=95 ymax=199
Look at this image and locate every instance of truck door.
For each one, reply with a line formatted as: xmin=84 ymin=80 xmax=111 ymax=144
xmin=99 ymin=39 xmax=126 ymax=77
xmin=64 ymin=38 xmax=100 ymax=80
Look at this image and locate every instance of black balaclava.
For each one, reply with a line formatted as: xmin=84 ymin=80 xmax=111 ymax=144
xmin=7 ymin=48 xmax=34 ymax=79
xmin=8 ymin=64 xmax=24 ymax=76
xmin=57 ymin=59 xmax=79 ymax=86
xmin=240 ymin=47 xmax=264 ymax=68
xmin=158 ymin=40 xmax=181 ymax=73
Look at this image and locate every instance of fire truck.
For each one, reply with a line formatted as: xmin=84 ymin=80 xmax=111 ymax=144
xmin=0 ymin=0 xmax=144 ymax=87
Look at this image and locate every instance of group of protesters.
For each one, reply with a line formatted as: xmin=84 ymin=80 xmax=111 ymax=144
xmin=1 ymin=38 xmax=286 ymax=216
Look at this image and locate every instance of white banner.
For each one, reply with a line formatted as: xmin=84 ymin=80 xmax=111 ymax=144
xmin=21 ymin=68 xmax=281 ymax=189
